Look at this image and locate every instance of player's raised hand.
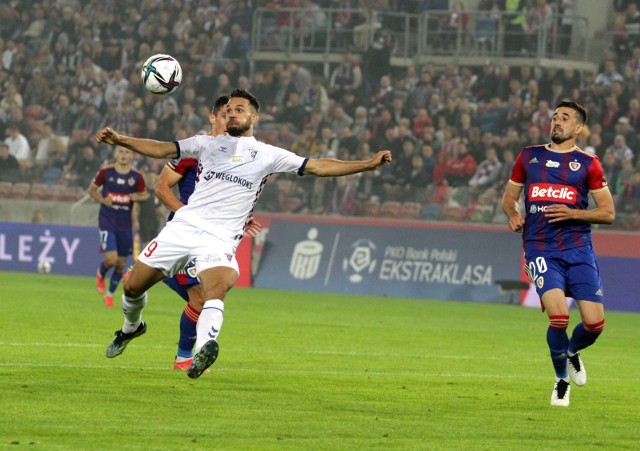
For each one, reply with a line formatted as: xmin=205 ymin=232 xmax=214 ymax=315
xmin=96 ymin=127 xmax=121 ymax=145
xmin=372 ymin=150 xmax=392 ymax=168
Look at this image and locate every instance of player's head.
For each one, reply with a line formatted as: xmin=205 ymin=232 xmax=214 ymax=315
xmin=226 ymin=88 xmax=260 ymax=137
xmin=114 ymin=146 xmax=133 ymax=165
xmin=551 ymin=101 xmax=587 ymax=145
xmin=556 ymin=101 xmax=587 ymax=125
xmin=209 ymin=95 xmax=229 ymax=136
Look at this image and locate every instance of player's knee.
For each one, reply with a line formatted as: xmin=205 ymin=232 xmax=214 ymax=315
xmin=123 ymin=277 xmax=144 ymax=298
xmin=549 ymin=314 xmax=570 ymax=330
xmin=584 ymin=319 xmax=605 ymax=334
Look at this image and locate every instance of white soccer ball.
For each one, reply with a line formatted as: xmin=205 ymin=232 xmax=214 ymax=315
xmin=37 ymin=259 xmax=52 ymax=274
xmin=141 ymin=54 xmax=182 ymax=95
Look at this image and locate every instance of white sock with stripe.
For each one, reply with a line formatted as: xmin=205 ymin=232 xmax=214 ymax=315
xmin=195 ymin=299 xmax=224 ymax=353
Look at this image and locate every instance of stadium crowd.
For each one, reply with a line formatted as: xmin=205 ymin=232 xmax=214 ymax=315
xmin=1 ymin=0 xmax=640 ymax=231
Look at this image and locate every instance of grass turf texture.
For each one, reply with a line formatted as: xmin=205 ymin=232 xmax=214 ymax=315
xmin=0 ymin=271 xmax=638 ymax=450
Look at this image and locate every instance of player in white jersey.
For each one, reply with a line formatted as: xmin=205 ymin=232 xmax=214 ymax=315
xmin=95 ymin=88 xmax=393 ymax=379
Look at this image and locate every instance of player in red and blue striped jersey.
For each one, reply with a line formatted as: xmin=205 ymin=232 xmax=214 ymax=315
xmin=155 ymin=96 xmax=260 ymax=371
xmin=502 ymin=101 xmax=615 ymax=407
xmin=88 ymin=147 xmax=148 ymax=307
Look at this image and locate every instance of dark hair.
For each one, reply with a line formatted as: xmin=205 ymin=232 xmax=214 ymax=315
xmin=229 ymin=88 xmax=260 ymax=112
xmin=556 ymin=101 xmax=587 ymax=125
xmin=212 ymin=95 xmax=229 ymax=114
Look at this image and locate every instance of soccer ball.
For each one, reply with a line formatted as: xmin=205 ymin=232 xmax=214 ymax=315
xmin=37 ymin=259 xmax=52 ymax=274
xmin=141 ymin=54 xmax=182 ymax=95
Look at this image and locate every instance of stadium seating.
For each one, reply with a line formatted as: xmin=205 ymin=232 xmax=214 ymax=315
xmin=29 ymin=183 xmax=47 ymax=200
xmin=398 ymin=202 xmax=422 ymax=219
xmin=8 ymin=182 xmax=31 ymax=200
xmin=0 ymin=181 xmax=12 ymax=198
xmin=440 ymin=206 xmax=469 ymax=222
xmin=360 ymin=199 xmax=381 ymax=217
xmin=421 ymin=203 xmax=443 ymax=220
xmin=61 ymin=186 xmax=86 ymax=202
xmin=378 ymin=201 xmax=401 ymax=218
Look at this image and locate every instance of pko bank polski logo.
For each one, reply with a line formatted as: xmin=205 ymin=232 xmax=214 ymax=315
xmin=342 ymin=239 xmax=377 ymax=283
xmin=289 ymin=228 xmax=324 ymax=280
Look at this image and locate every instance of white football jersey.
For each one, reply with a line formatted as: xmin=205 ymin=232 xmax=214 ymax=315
xmin=173 ymin=134 xmax=307 ymax=242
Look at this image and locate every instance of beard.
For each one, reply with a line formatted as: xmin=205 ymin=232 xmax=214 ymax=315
xmin=226 ymin=119 xmax=251 ymax=137
xmin=550 ymin=128 xmax=570 ymax=144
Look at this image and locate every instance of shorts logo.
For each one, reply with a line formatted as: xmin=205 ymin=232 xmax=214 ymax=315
xmin=569 ymin=161 xmax=581 ymax=171
xmin=225 ymin=253 xmax=233 ymax=262
xmin=529 ymin=183 xmax=577 ymax=204
xmin=545 ymin=160 xmax=560 ymax=168
xmin=187 ymin=265 xmax=197 ymax=278
xmin=536 ymin=276 xmax=544 ymax=288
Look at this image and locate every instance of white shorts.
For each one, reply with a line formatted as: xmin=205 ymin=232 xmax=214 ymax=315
xmin=137 ymin=217 xmax=239 ymax=279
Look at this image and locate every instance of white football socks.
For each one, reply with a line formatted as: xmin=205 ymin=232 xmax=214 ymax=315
xmin=195 ymin=299 xmax=224 ymax=353
xmin=121 ymin=292 xmax=148 ymax=333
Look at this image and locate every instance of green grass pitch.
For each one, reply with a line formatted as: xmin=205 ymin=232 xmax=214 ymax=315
xmin=0 ymin=271 xmax=639 ymax=450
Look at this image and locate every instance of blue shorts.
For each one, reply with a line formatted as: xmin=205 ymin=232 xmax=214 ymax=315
xmin=524 ymin=244 xmax=604 ymax=303
xmin=99 ymin=229 xmax=133 ymax=257
xmin=162 ymin=260 xmax=199 ymax=302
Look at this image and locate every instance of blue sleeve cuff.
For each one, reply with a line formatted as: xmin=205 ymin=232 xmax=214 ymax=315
xmin=297 ymin=158 xmax=309 ymax=176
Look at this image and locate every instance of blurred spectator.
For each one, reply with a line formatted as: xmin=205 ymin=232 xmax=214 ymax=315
xmin=504 ymin=0 xmax=528 ymax=55
xmin=72 ymin=103 xmax=103 ymax=145
xmin=4 ymin=122 xmax=31 ymax=171
xmin=616 ymin=169 xmax=640 ymax=218
xmin=595 ymin=60 xmax=624 ymax=93
xmin=615 ymin=158 xmax=636 ymax=195
xmin=557 ymin=0 xmax=575 ymax=55
xmin=443 ymin=139 xmax=478 ymax=188
xmin=324 ymin=176 xmax=357 ymax=216
xmin=329 ymin=51 xmax=362 ymax=99
xmin=301 ymin=76 xmax=330 ymax=117
xmin=67 ymin=145 xmax=102 ymax=189
xmin=51 ymin=94 xmax=76 ymax=137
xmin=530 ymin=100 xmax=553 ymax=134
xmin=602 ymin=152 xmax=621 ymax=195
xmin=437 ymin=1 xmax=470 ymax=52
xmin=362 ymin=30 xmax=394 ymax=100
xmin=330 ymin=105 xmax=354 ymax=136
xmin=33 ymin=124 xmax=65 ymax=172
xmin=0 ymin=141 xmax=20 ymax=182
xmin=223 ymin=23 xmax=251 ymax=62
xmin=276 ymin=91 xmax=308 ymax=133
xmin=469 ymin=147 xmax=502 ymax=196
xmin=614 ymin=116 xmax=639 ymax=151
xmin=604 ymin=134 xmax=634 ymax=167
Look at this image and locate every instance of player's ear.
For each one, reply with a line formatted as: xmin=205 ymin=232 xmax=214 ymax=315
xmin=251 ymin=112 xmax=259 ymax=124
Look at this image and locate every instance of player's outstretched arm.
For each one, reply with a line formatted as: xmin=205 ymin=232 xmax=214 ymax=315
xmin=304 ymin=150 xmax=392 ymax=177
xmin=155 ymin=164 xmax=185 ymax=213
xmin=95 ymin=127 xmax=178 ymax=159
